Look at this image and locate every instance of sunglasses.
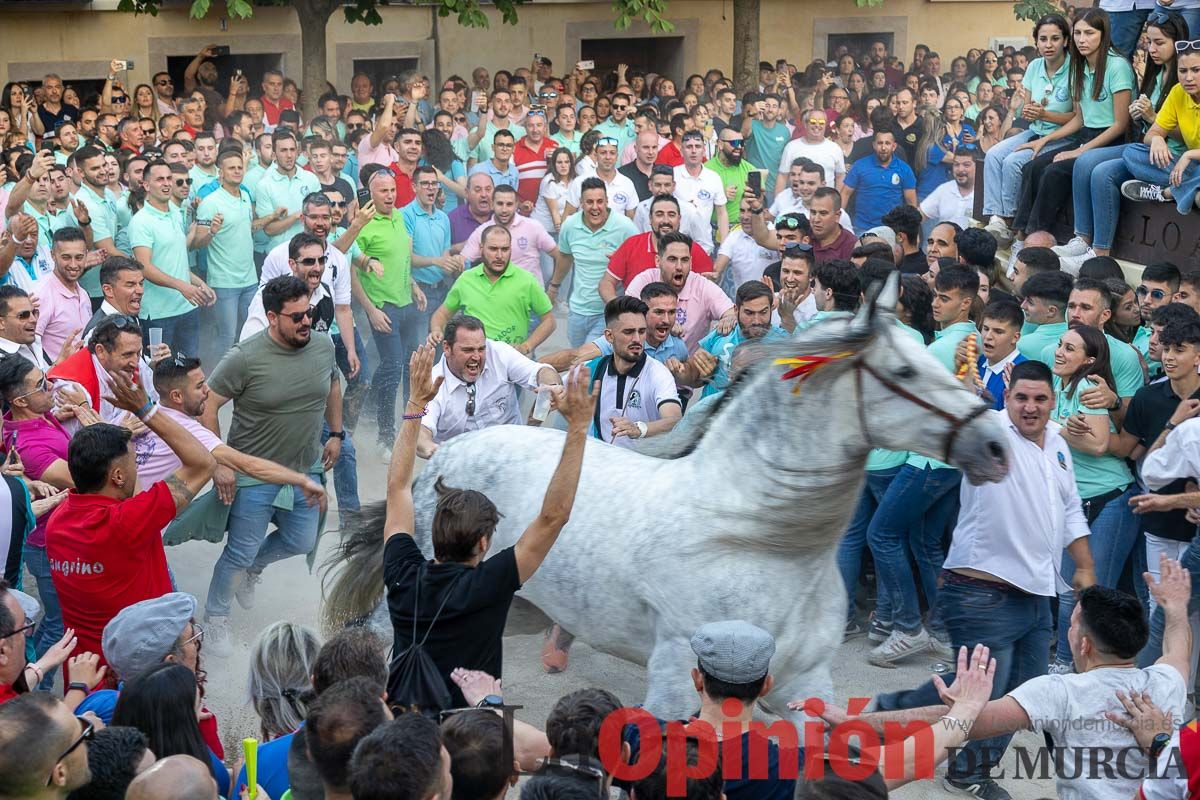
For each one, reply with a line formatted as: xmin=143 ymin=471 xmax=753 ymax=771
xmin=597 ymin=137 xmax=621 ymax=147
xmin=782 ymin=241 xmax=814 ymax=253
xmin=722 ymin=138 xmax=744 ymax=148
xmin=298 ymin=255 xmax=328 ymax=267
xmin=45 ymin=717 xmax=95 ymax=786
xmin=175 ymin=178 xmax=192 ymax=187
xmin=112 ymin=95 xmax=128 ymax=104
xmin=776 ymin=216 xmax=805 ymax=230
xmin=155 ymin=80 xmax=173 ymax=87
xmin=612 ymin=104 xmax=629 ymax=110
xmin=347 ymin=122 xmax=365 ymax=130
xmin=11 ymin=308 xmax=39 ymax=321
xmin=1136 ymin=286 xmax=1167 ymax=300
xmin=14 ymin=375 xmax=48 ymax=401
xmin=465 ymin=381 xmax=476 ymax=416
xmin=1148 ymin=10 xmax=1172 ymax=26
xmin=282 ymin=308 xmax=315 ymax=324
xmin=330 ymin=200 xmax=348 ymax=208
xmin=1176 ymin=40 xmax=1200 ymax=52
xmin=109 ymin=314 xmax=141 ymax=332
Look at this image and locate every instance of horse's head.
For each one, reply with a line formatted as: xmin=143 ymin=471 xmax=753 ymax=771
xmin=849 ymin=274 xmax=1009 ymax=484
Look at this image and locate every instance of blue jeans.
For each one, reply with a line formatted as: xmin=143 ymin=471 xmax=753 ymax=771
xmin=567 ymin=311 xmax=605 ymax=348
xmin=1110 ymin=9 xmax=1151 ymax=58
xmin=1071 ymin=145 xmax=1130 ymax=250
xmin=370 ymin=302 xmax=423 ymax=444
xmin=1054 ymin=486 xmax=1138 ymax=665
xmin=837 ymin=466 xmax=900 ymax=622
xmin=1138 ymin=531 xmax=1200 ymax=667
xmin=212 ymin=284 xmax=256 ymax=357
xmin=982 ymin=129 xmax=1037 ymax=218
xmin=1124 ymin=142 xmax=1200 ymax=215
xmin=874 ymin=578 xmax=1052 ymax=781
xmin=204 ymin=478 xmax=322 ymax=619
xmin=22 ymin=542 xmax=62 ymax=690
xmin=148 ymin=309 xmax=200 ymax=358
xmin=336 ymin=327 xmax=369 ymax=389
xmin=321 ymin=421 xmax=359 ymax=512
xmin=417 ymin=281 xmax=449 ymax=343
xmin=866 ymin=464 xmax=961 ymax=634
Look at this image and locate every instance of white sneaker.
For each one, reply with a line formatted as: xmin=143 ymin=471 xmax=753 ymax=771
xmin=868 ymin=627 xmax=932 ymax=667
xmin=205 ymin=616 xmax=233 ymax=659
xmin=929 ymin=634 xmax=955 ymax=660
xmin=1053 ymin=236 xmax=1091 ymax=258
xmin=1059 ymin=247 xmax=1095 ymax=277
xmin=235 ymin=571 xmax=260 ymax=611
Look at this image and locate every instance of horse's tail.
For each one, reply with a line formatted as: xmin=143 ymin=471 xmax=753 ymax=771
xmin=320 ymin=499 xmax=388 ymax=635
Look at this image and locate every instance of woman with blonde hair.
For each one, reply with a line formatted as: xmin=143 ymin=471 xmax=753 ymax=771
xmin=246 ymin=622 xmax=323 ymax=741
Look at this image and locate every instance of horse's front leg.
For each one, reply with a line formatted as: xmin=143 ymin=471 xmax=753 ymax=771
xmin=642 ymin=636 xmax=700 ymax=721
xmin=541 ymin=623 xmax=576 ymax=674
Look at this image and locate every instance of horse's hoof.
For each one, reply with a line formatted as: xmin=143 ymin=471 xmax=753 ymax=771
xmin=541 ymin=628 xmax=570 ymax=674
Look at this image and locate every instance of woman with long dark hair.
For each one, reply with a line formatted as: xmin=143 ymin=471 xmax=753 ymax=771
xmin=968 ymin=50 xmax=1002 ymax=94
xmin=422 ymin=124 xmax=467 ymax=212
xmin=897 ymin=274 xmax=936 ymax=343
xmin=112 ymin=663 xmax=229 ymax=797
xmin=1057 ymin=10 xmax=1188 ymax=265
xmin=1012 ymin=10 xmax=1135 ymax=242
xmin=1048 ymin=325 xmax=1136 ymax=674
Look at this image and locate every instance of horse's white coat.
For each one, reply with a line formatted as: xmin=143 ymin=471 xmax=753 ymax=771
xmin=404 ymin=296 xmax=1010 ymax=723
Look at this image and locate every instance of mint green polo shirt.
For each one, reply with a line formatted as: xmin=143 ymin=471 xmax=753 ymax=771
xmin=196 ymin=184 xmax=257 ymax=289
xmin=74 ymin=183 xmax=120 ymax=298
xmin=1040 ymin=333 xmax=1144 ymax=397
xmin=1052 ymin=376 xmax=1133 ymax=498
xmin=556 ymin=130 xmax=583 ymax=156
xmin=798 ymin=309 xmax=854 ymax=330
xmin=1022 ymin=56 xmax=1073 ymax=136
xmin=866 ymin=321 xmax=927 ymax=472
xmin=907 ymin=321 xmax=978 ymax=470
xmin=188 ymin=165 xmax=219 ymax=197
xmin=558 ymin=210 xmax=638 ymax=317
xmin=1079 ymin=54 xmax=1136 ymax=129
xmin=593 ymin=118 xmax=637 ymax=152
xmin=1018 ymin=320 xmax=1068 ymax=364
xmin=128 ymin=202 xmax=193 ymax=321
xmin=254 ymin=164 xmax=321 ymax=252
xmin=355 ymin=209 xmax=413 ymax=309
xmin=471 ymin=121 xmax=526 ymax=163
xmin=113 ymin=192 xmax=134 ymax=256
xmin=443 ymin=264 xmax=552 ymax=345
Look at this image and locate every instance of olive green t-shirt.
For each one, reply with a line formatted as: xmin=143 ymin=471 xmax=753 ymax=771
xmin=207 ymin=329 xmax=336 ymax=472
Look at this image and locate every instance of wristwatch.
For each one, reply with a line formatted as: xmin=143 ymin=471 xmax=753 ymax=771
xmin=1150 ymin=731 xmax=1172 ymax=760
xmin=67 ymin=682 xmax=91 ymax=694
xmin=327 ymin=430 xmax=346 ymax=440
xmin=476 ymin=694 xmax=504 ymax=709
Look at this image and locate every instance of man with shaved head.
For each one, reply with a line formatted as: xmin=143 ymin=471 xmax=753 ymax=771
xmin=125 ymin=755 xmax=219 ymax=800
xmin=0 ymin=692 xmax=92 ymax=797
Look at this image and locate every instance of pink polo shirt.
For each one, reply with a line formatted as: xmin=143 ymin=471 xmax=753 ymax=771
xmin=33 ymin=273 xmax=91 ymax=364
xmin=3 ymin=413 xmax=71 ymax=547
xmin=624 ymin=269 xmax=733 ymax=352
xmin=459 ymin=215 xmax=556 ymax=284
xmin=357 ymin=135 xmax=399 ymax=170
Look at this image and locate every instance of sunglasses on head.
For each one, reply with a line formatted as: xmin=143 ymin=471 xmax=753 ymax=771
xmin=776 ymin=216 xmax=805 ymax=230
xmin=1136 ymin=285 xmax=1167 ymax=300
xmin=1147 ymin=10 xmax=1172 ymax=26
xmin=681 ymin=132 xmax=703 ymax=142
xmin=1176 ymin=40 xmax=1200 ymax=52
xmin=597 ymin=136 xmax=620 ymax=147
xmin=782 ymin=241 xmax=814 ymax=253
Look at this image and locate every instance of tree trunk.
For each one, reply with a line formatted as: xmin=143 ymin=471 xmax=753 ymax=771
xmin=292 ymin=0 xmax=339 ymax=124
xmin=732 ymin=0 xmax=760 ymax=94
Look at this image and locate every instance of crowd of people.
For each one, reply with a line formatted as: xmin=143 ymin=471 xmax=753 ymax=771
xmin=2 ymin=5 xmax=1200 ymax=798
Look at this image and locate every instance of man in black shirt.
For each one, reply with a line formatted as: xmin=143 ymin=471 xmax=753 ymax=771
xmin=619 ymin=130 xmax=659 ymax=202
xmin=890 ymin=88 xmax=923 ymax=165
xmin=382 ymin=345 xmax=594 ymax=708
xmin=881 ymin=205 xmax=927 ymax=274
xmin=31 ymin=74 xmax=80 ymax=139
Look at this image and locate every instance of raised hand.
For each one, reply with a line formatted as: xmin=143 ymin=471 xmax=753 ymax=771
xmin=407 ymin=344 xmax=444 ymax=407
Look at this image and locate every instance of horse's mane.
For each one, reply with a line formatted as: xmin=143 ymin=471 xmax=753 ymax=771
xmin=634 ymin=317 xmax=874 ymax=460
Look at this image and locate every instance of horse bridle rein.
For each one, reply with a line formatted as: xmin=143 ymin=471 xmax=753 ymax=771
xmin=853 ymin=359 xmax=992 ymax=464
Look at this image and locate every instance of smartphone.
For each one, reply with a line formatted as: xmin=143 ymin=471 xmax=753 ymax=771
xmin=747 ymin=171 xmax=762 ymax=196
xmin=534 ymin=52 xmax=544 ymax=62
xmin=211 ymin=45 xmax=231 ymax=57
xmin=357 ymin=187 xmax=371 ymax=207
xmin=471 ymin=90 xmax=485 ymax=109
xmin=196 ymin=219 xmax=211 ymax=227
xmin=116 ymin=60 xmax=134 ymax=71
xmin=577 ymin=60 xmax=595 ymax=71
xmin=9 ymin=431 xmax=17 ymax=452
xmin=235 ymin=68 xmax=243 ymax=79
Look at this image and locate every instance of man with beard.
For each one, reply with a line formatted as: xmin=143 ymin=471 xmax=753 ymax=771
xmin=599 ymin=195 xmax=714 ymax=302
xmin=47 ymin=312 xmax=156 ymax=428
xmin=467 ymin=88 xmax=526 ymax=166
xmin=586 ymin=294 xmax=681 ymax=447
xmin=631 ymin=166 xmax=713 ymax=252
xmin=593 ymin=91 xmax=637 ymax=152
xmin=805 ymin=188 xmax=857 ymax=262
xmin=920 ymin=152 xmax=976 ymax=230
xmin=670 ymin=280 xmax=786 ymax=397
xmin=200 ymin=275 xmax=343 ymax=655
xmin=459 ymin=184 xmax=558 ymax=285
xmin=256 ymin=129 xmax=322 ymax=255
xmin=416 ymin=313 xmax=560 ymax=457
xmin=33 ymin=227 xmax=95 ymax=362
xmin=764 ymin=243 xmax=819 ymax=332
xmin=705 ymin=127 xmax=757 ymax=234
xmin=430 ymin=225 xmax=554 ymax=350
xmin=625 ymin=232 xmax=735 ymax=352
xmin=183 ymin=46 xmax=226 ymax=130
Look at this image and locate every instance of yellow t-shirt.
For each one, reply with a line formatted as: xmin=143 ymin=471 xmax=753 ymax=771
xmin=1156 ymin=84 xmax=1200 ymax=151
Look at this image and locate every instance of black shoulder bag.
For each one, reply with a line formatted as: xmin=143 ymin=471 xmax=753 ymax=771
xmin=386 ymin=564 xmax=457 ymax=717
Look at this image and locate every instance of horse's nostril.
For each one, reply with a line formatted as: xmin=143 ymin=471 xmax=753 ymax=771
xmin=988 ymin=440 xmax=1006 ymax=461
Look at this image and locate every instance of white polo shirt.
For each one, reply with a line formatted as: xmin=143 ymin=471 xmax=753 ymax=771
xmin=0 ymin=335 xmax=50 ymax=371
xmin=1142 ymin=417 xmax=1200 ymax=490
xmin=672 ymin=165 xmax=725 ymax=222
xmin=943 ymin=409 xmax=1090 ymax=597
xmin=776 ymin=138 xmax=846 ymax=187
xmin=260 ymin=240 xmax=352 ymax=306
xmin=588 ymin=352 xmax=680 ymax=449
xmin=919 ymin=179 xmax=975 ymax=230
xmin=717 ymin=229 xmax=777 ymax=287
xmin=239 ymin=281 xmax=334 ymax=342
xmin=632 ymin=198 xmax=714 ymax=253
xmin=566 ymin=172 xmax=639 ymax=215
xmin=422 ymin=340 xmax=550 ymax=443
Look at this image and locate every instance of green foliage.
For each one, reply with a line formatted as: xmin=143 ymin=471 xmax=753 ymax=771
xmin=614 ymin=0 xmax=674 ymax=33
xmin=1013 ymin=0 xmax=1060 ymax=22
xmin=853 ymin=0 xmax=885 ymax=7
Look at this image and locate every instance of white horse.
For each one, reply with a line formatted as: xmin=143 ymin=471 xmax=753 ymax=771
xmin=323 ymin=278 xmax=1010 ymax=725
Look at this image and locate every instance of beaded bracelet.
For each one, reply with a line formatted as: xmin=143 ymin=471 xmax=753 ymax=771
xmin=402 ymin=406 xmax=427 ymax=421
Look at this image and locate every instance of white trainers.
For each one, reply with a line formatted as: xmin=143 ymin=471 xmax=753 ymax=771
xmin=235 ymin=571 xmax=261 ymax=611
xmin=868 ymin=627 xmax=932 ymax=667
xmin=205 ymin=616 xmax=233 ymax=659
xmin=1059 ymin=247 xmax=1096 ymax=277
xmin=1121 ymin=180 xmax=1170 ymax=203
xmin=1053 ymin=236 xmax=1091 ymax=258
xmin=929 ymin=633 xmax=955 ymax=660
xmin=985 ymin=215 xmax=1014 ymax=247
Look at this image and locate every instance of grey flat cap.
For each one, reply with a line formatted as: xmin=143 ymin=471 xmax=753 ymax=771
xmin=102 ymin=592 xmax=196 ymax=680
xmin=690 ymin=620 xmax=775 ymax=683
xmin=9 ymin=589 xmax=41 ymax=625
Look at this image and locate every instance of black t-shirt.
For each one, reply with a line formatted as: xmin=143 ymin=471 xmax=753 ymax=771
xmin=898 ymin=250 xmax=928 ymax=275
xmin=847 ymin=136 xmax=874 ymax=166
xmin=618 ymin=161 xmax=653 ymax=201
xmin=891 ymin=118 xmax=923 ymax=165
xmin=37 ymin=103 xmax=80 ymax=133
xmin=383 ymin=534 xmax=521 ymax=708
xmin=320 ymin=176 xmax=355 ymax=205
xmin=1123 ymin=378 xmax=1200 ymax=541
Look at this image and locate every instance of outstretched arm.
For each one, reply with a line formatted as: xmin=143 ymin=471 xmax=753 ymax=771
xmin=513 ymin=367 xmax=596 ymax=583
xmin=383 ymin=345 xmax=444 ymax=541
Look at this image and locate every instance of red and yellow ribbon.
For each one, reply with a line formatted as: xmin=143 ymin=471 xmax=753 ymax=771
xmin=773 ymin=352 xmax=854 ymax=394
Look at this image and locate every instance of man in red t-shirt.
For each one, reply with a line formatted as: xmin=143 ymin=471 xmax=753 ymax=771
xmin=512 ymin=109 xmax=558 ymax=214
xmin=599 ymin=195 xmax=713 ymax=302
xmin=388 ymin=127 xmax=423 ymax=208
xmin=259 ymin=70 xmax=296 ymax=130
xmin=655 ymin=115 xmax=688 ymax=168
xmin=45 ymin=365 xmax=215 ymax=670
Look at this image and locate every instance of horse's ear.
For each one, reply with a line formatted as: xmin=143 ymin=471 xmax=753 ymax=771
xmin=874 ymin=270 xmax=900 ymax=313
xmin=852 ymin=271 xmax=899 ymax=337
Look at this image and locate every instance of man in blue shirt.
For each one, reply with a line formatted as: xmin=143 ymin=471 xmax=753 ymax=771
xmin=672 ymin=280 xmax=788 ymax=398
xmin=840 ymin=129 xmax=917 ymax=235
xmin=403 ymin=165 xmax=463 ymax=332
xmin=468 ymin=129 xmax=521 ymax=191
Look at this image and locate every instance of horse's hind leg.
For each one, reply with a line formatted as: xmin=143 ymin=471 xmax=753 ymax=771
xmin=642 ymin=636 xmax=698 ymax=721
xmin=541 ymin=623 xmax=576 ymax=674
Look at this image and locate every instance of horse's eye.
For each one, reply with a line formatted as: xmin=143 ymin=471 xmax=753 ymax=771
xmin=894 ymin=366 xmax=917 ymax=379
